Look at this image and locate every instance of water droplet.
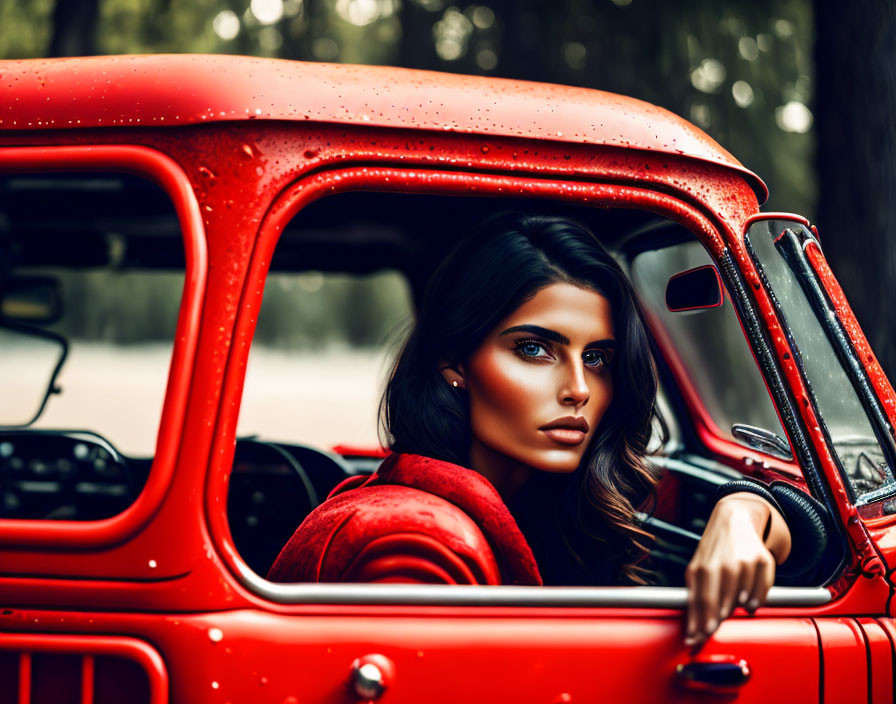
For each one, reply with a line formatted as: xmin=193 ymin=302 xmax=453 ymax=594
xmin=198 ymin=166 xmax=216 ymax=181
xmin=241 ymin=144 xmax=255 ymax=159
xmin=148 ymin=559 xmax=157 ymax=568
xmin=211 ymin=681 xmax=220 ymax=689
xmin=304 ymin=148 xmax=319 ymax=159
xmin=208 ymin=627 xmax=224 ymax=643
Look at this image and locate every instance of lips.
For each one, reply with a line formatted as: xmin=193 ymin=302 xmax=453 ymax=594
xmin=539 ymin=416 xmax=589 ymax=446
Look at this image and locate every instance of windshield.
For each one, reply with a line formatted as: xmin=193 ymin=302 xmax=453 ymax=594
xmin=745 ymin=219 xmax=896 ymax=504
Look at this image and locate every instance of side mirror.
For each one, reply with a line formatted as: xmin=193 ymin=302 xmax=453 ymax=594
xmin=0 ymin=276 xmax=62 ymax=324
xmin=665 ymin=265 xmax=723 ymax=312
xmin=0 ymin=322 xmax=67 ymax=427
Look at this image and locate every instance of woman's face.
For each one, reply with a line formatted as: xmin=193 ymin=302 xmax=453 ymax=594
xmin=456 ymin=282 xmax=616 ymax=476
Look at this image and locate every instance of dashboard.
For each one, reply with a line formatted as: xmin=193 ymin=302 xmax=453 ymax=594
xmin=0 ymin=428 xmax=735 ymax=583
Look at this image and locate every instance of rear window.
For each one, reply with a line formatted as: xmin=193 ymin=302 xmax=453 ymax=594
xmin=0 ymin=172 xmax=186 ymax=520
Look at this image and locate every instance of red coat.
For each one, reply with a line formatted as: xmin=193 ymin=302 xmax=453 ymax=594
xmin=267 ymin=453 xmax=543 ymax=585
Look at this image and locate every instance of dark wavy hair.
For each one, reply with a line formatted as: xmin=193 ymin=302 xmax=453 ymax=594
xmin=381 ymin=213 xmax=658 ymax=585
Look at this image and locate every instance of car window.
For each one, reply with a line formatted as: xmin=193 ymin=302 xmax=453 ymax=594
xmin=629 ymin=238 xmax=788 ymax=446
xmin=745 ymin=219 xmax=896 ymax=504
xmin=10 ymin=268 xmax=182 ymax=455
xmin=0 ymin=172 xmax=185 ymax=520
xmin=237 ymin=269 xmax=412 ymax=449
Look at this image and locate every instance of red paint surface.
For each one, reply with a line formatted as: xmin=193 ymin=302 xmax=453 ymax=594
xmin=814 ymin=618 xmax=869 ymax=704
xmin=0 ymin=633 xmax=169 ymax=704
xmin=0 ymin=57 xmax=892 ymax=701
xmin=857 ymin=618 xmax=895 ymax=704
xmin=0 ymin=55 xmax=766 ymax=200
xmin=0 ymin=608 xmax=820 ymax=704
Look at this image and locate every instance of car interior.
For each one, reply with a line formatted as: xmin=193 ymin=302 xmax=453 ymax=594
xmin=0 ymin=171 xmax=833 ymax=588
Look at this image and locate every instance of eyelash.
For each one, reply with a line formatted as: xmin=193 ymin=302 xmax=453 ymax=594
xmin=512 ymin=338 xmax=611 ymax=369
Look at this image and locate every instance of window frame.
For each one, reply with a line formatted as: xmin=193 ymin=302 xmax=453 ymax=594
xmin=0 ymin=145 xmax=207 ymax=548
xmin=207 ymin=168 xmax=837 ymax=607
xmin=744 ymin=217 xmax=896 ymax=509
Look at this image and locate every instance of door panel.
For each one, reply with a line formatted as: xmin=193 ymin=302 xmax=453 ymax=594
xmin=137 ymin=610 xmax=820 ymax=703
xmin=857 ymin=618 xmax=894 ymax=704
xmin=815 ymin=618 xmax=868 ymax=704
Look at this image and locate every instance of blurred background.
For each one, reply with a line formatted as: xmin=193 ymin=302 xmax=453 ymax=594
xmin=2 ymin=0 xmax=894 ymax=452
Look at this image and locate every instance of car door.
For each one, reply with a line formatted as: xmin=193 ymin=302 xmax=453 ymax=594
xmin=200 ymin=171 xmax=842 ymax=704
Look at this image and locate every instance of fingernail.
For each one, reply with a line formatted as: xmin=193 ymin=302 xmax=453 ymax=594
xmin=706 ymin=618 xmax=717 ymax=633
xmin=747 ymin=598 xmax=759 ymax=612
xmin=739 ymin=590 xmax=749 ymax=604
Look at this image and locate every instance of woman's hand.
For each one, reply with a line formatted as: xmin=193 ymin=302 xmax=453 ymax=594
xmin=684 ymin=492 xmax=792 ymax=649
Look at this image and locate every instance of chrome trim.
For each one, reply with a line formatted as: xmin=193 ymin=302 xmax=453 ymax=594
xmin=731 ymin=424 xmax=793 ymax=461
xmin=239 ymin=567 xmax=831 ymax=608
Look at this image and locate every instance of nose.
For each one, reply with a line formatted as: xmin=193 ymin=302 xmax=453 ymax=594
xmin=559 ymin=362 xmax=589 ymax=407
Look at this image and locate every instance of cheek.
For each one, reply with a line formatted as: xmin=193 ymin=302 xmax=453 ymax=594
xmin=466 ymin=349 xmax=547 ymax=442
xmin=588 ymin=376 xmax=614 ymax=426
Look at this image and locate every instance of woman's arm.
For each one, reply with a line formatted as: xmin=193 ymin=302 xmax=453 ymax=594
xmin=684 ymin=492 xmax=792 ymax=649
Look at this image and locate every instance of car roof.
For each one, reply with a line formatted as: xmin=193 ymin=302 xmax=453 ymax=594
xmin=0 ymin=54 xmax=767 ymax=201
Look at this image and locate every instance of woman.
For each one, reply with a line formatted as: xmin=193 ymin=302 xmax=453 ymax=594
xmin=269 ymin=213 xmax=800 ymax=648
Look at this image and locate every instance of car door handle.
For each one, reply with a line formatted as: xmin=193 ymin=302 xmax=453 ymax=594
xmin=350 ymin=654 xmax=395 ymax=700
xmin=675 ymin=655 xmax=751 ymax=693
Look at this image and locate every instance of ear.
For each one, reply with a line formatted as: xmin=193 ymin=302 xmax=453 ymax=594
xmin=438 ymin=358 xmax=466 ymax=389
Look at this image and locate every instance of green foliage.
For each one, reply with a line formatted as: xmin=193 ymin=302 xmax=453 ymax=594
xmin=0 ymin=0 xmax=816 ymax=215
xmin=253 ymin=271 xmax=413 ymax=350
xmin=0 ymin=0 xmax=819 ymax=346
xmin=0 ymin=0 xmax=54 ymax=59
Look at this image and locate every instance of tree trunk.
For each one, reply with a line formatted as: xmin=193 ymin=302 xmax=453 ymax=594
xmin=48 ymin=0 xmax=100 ymax=57
xmin=397 ymin=2 xmax=439 ymax=70
xmin=815 ymin=0 xmax=896 ymax=379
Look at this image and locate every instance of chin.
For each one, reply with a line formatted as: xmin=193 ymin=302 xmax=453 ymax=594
xmin=526 ymin=449 xmax=584 ymax=474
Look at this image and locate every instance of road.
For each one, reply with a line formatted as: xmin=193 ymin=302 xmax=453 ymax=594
xmin=5 ymin=343 xmax=391 ymax=456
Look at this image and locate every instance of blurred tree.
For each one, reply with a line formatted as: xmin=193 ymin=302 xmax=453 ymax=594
xmin=12 ymin=0 xmax=896 ymax=373
xmin=815 ymin=0 xmax=896 ymax=379
xmin=48 ymin=0 xmax=99 ymax=56
xmin=393 ymin=1 xmax=813 ymax=215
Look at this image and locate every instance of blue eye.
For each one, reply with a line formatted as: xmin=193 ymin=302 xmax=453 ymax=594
xmin=514 ymin=339 xmax=550 ymax=360
xmin=583 ymin=349 xmax=607 ymax=368
xmin=520 ymin=342 xmax=546 ymax=357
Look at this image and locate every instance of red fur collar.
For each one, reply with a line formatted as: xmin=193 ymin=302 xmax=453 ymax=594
xmin=365 ymin=453 xmax=542 ymax=585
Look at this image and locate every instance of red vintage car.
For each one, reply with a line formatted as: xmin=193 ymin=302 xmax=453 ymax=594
xmin=0 ymin=55 xmax=894 ymax=703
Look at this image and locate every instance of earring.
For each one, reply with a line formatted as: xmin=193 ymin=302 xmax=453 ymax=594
xmin=452 ymin=380 xmax=459 ymax=388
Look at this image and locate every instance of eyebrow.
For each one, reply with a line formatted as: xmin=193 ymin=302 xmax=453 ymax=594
xmin=498 ymin=324 xmax=616 ymax=348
